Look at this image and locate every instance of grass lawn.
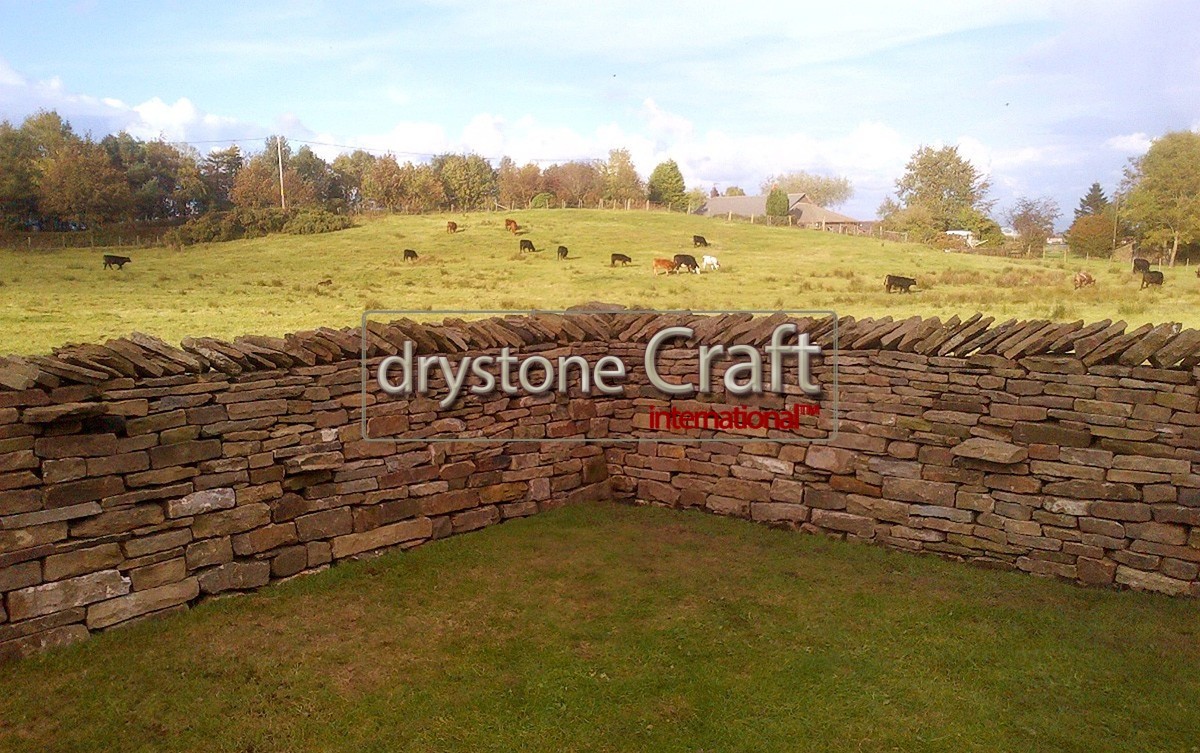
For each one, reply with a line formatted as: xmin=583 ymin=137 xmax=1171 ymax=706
xmin=1 ymin=210 xmax=1196 ymax=355
xmin=2 ymin=501 xmax=1197 ymax=752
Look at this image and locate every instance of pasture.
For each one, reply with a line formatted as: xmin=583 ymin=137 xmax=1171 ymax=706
xmin=0 ymin=209 xmax=1195 ymax=355
xmin=2 ymin=501 xmax=1197 ymax=753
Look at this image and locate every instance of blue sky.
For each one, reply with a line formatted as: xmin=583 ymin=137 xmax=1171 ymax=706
xmin=1 ymin=0 xmax=1197 ymax=224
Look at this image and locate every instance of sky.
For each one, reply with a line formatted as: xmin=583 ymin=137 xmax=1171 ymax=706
xmin=1 ymin=0 xmax=1198 ymax=225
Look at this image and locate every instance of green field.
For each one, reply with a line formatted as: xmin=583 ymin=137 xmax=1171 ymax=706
xmin=1 ymin=502 xmax=1196 ymax=752
xmin=0 ymin=210 xmax=1195 ymax=356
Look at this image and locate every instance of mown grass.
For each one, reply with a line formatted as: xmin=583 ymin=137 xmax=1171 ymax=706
xmin=0 ymin=210 xmax=1195 ymax=355
xmin=1 ymin=501 xmax=1197 ymax=753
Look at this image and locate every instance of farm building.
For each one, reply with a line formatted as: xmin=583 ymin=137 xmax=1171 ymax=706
xmin=698 ymin=192 xmax=866 ymax=232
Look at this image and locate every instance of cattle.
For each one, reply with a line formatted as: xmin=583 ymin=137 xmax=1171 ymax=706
xmin=446 ymin=221 xmax=458 ymax=233
xmin=700 ymin=255 xmax=720 ymax=272
xmin=1141 ymin=270 xmax=1164 ymax=289
xmin=611 ymin=253 xmax=632 ymax=267
xmin=652 ymin=258 xmax=675 ymax=275
xmin=103 ymin=254 xmax=131 ymax=270
xmin=1133 ymin=258 xmax=1150 ymax=274
xmin=693 ymin=235 xmax=709 ymax=247
xmin=403 ymin=249 xmax=419 ymax=262
xmin=1073 ymin=271 xmax=1095 ymax=289
xmin=557 ymin=245 xmax=569 ymax=260
xmin=519 ymin=239 xmax=535 ymax=253
xmin=673 ymin=254 xmax=700 ymax=274
xmin=884 ymin=274 xmax=916 ymax=293
xmin=505 ymin=218 xmax=520 ymax=234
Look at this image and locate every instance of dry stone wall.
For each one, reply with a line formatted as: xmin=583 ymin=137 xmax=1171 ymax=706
xmin=3 ymin=309 xmax=1200 ymax=660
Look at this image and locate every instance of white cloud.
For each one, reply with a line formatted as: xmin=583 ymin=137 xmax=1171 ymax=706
xmin=1105 ymin=132 xmax=1152 ymax=154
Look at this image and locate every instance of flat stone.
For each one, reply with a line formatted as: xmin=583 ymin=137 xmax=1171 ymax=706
xmin=166 ymin=488 xmax=236 ymax=519
xmin=952 ymin=437 xmax=1027 ymax=465
xmin=86 ymin=578 xmax=199 ymax=629
xmin=7 ymin=570 xmax=130 ymax=621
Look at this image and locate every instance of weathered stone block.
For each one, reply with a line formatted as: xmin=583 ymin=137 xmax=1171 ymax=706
xmin=951 ymin=437 xmax=1027 ymax=464
xmin=330 ymin=517 xmax=433 ymax=559
xmin=7 ymin=570 xmax=130 ymax=621
xmin=86 ymin=577 xmax=198 ymax=629
xmin=198 ymin=561 xmax=270 ymax=594
xmin=43 ymin=543 xmax=124 ymax=581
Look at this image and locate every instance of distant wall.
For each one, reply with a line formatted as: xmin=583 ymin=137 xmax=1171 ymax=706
xmin=3 ymin=310 xmax=1199 ymax=661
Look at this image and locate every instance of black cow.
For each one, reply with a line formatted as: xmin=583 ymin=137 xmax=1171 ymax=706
xmin=557 ymin=245 xmax=569 ymax=260
xmin=673 ymin=254 xmax=700 ymax=274
xmin=693 ymin=235 xmax=709 ymax=247
xmin=1141 ymin=270 xmax=1164 ymax=289
xmin=519 ymin=239 xmax=535 ymax=253
xmin=403 ymin=249 xmax=418 ymax=262
xmin=611 ymin=253 xmax=632 ymax=267
xmin=1133 ymin=258 xmax=1150 ymax=274
xmin=885 ymin=274 xmax=916 ymax=293
xmin=103 ymin=254 xmax=131 ymax=270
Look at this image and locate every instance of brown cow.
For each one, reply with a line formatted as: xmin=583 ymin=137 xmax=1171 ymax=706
xmin=446 ymin=221 xmax=458 ymax=233
xmin=504 ymin=218 xmax=519 ymax=234
xmin=652 ymin=258 xmax=675 ymax=275
xmin=1073 ymin=271 xmax=1095 ymax=289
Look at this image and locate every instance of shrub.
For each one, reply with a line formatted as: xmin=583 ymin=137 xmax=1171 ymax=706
xmin=169 ymin=208 xmax=353 ymax=246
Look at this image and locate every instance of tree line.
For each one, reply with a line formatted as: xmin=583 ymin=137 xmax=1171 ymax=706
xmin=876 ymin=131 xmax=1200 ymax=263
xmin=0 ymin=109 xmax=720 ymax=234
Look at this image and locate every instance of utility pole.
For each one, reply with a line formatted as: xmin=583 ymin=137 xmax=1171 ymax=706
xmin=1111 ymin=193 xmax=1119 ymax=251
xmin=276 ymin=137 xmax=287 ymax=210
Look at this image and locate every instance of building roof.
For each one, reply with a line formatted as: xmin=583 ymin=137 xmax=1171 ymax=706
xmin=697 ymin=192 xmax=860 ymax=224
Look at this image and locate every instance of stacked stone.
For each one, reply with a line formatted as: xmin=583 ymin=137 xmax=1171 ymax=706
xmin=606 ymin=313 xmax=1200 ymax=599
xmin=0 ymin=316 xmax=611 ymax=662
xmin=4 ymin=308 xmax=1200 ymax=662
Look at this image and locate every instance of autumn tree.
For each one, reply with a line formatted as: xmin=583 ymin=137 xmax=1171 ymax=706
xmin=647 ymin=159 xmax=686 ymax=209
xmin=230 ymin=144 xmax=316 ymax=210
xmin=724 ymin=186 xmax=746 ymax=196
xmin=1124 ymin=130 xmax=1200 ymax=266
xmin=544 ymin=160 xmax=604 ymax=207
xmin=760 ymin=170 xmax=853 ymax=208
xmin=1067 ymin=213 xmax=1115 ymax=258
xmin=1005 ymin=197 xmax=1061 ymax=255
xmin=496 ymin=157 xmax=544 ymax=209
xmin=433 ymin=153 xmax=496 ymax=210
xmin=292 ymin=146 xmax=337 ymax=208
xmin=601 ymin=148 xmax=645 ymax=204
xmin=36 ymin=139 xmax=133 ymax=227
xmin=331 ymin=149 xmax=376 ymax=213
xmin=1074 ymin=182 xmax=1109 ymax=220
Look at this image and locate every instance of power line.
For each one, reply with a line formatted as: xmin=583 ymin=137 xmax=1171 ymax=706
xmin=163 ymin=135 xmax=597 ymax=165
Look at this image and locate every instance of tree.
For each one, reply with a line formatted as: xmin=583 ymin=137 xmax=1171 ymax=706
xmin=36 ymin=140 xmax=133 ymax=227
xmin=201 ymin=146 xmax=244 ymax=212
xmin=1067 ymin=213 xmax=1115 ymax=258
xmin=497 ymin=157 xmax=544 ymax=209
xmin=1074 ymin=182 xmax=1109 ymax=220
xmin=760 ymin=170 xmax=853 ymax=208
xmin=765 ymin=185 xmax=789 ymax=217
xmin=230 ymin=151 xmax=316 ymax=209
xmin=724 ymin=186 xmax=746 ymax=196
xmin=291 ymin=146 xmax=336 ymax=209
xmin=331 ymin=149 xmax=376 ymax=213
xmin=601 ymin=148 xmax=645 ymax=204
xmin=0 ymin=121 xmax=38 ymax=228
xmin=433 ymin=153 xmax=496 ymax=210
xmin=647 ymin=159 xmax=686 ymax=209
xmin=1005 ymin=197 xmax=1060 ymax=255
xmin=891 ymin=145 xmax=994 ymax=231
xmin=544 ymin=160 xmax=604 ymax=206
xmin=1124 ymin=130 xmax=1200 ymax=266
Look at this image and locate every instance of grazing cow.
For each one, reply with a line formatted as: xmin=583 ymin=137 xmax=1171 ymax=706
xmin=317 ymin=278 xmax=333 ymax=286
xmin=403 ymin=249 xmax=419 ymax=262
xmin=611 ymin=253 xmax=632 ymax=267
xmin=693 ymin=235 xmax=709 ymax=247
xmin=557 ymin=245 xmax=569 ymax=260
xmin=446 ymin=221 xmax=458 ymax=233
xmin=1073 ymin=271 xmax=1095 ymax=289
xmin=519 ymin=239 xmax=535 ymax=253
xmin=652 ymin=258 xmax=675 ymax=275
xmin=504 ymin=218 xmax=518 ymax=232
xmin=1141 ymin=270 xmax=1164 ymax=289
xmin=1133 ymin=258 xmax=1150 ymax=274
xmin=103 ymin=254 xmax=131 ymax=270
xmin=700 ymin=255 xmax=720 ymax=272
xmin=673 ymin=254 xmax=700 ymax=274
xmin=884 ymin=274 xmax=917 ymax=293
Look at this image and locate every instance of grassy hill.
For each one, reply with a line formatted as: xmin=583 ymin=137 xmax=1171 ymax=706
xmin=0 ymin=209 xmax=1193 ymax=355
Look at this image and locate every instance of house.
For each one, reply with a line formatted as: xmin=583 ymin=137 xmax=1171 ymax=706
xmin=697 ymin=192 xmax=865 ymax=231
